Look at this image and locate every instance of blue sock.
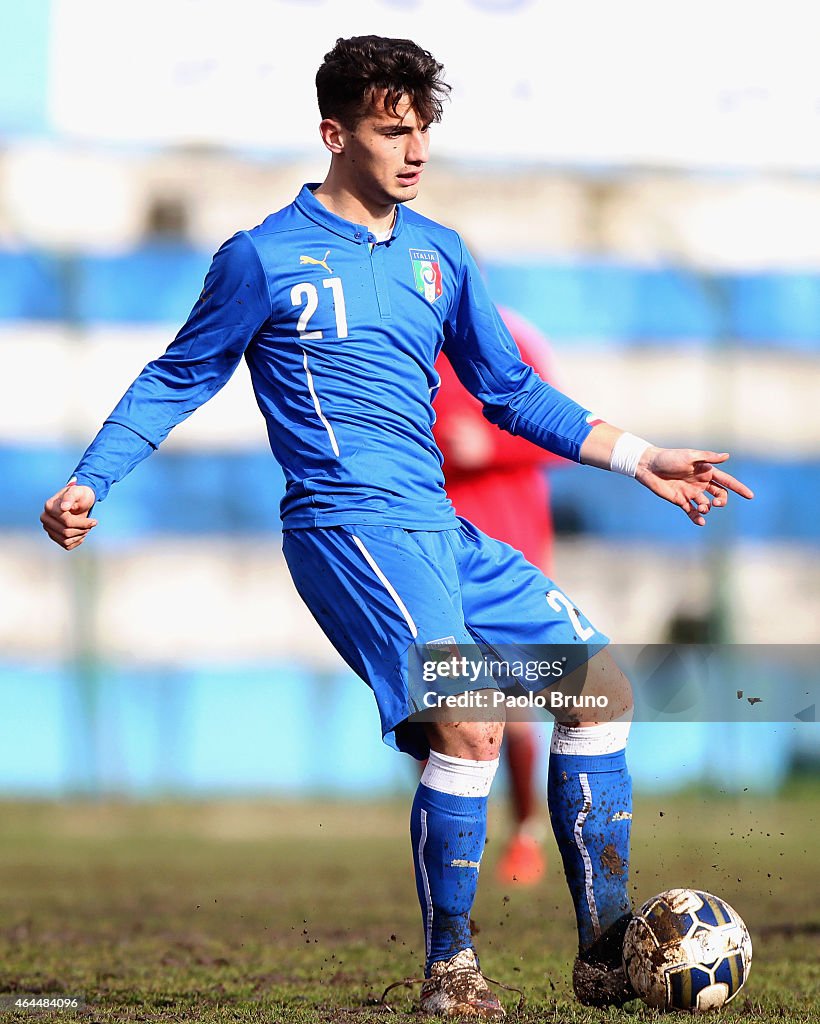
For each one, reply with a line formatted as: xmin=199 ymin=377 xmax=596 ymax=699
xmin=547 ymin=724 xmax=632 ymax=952
xmin=410 ymin=752 xmax=498 ymax=974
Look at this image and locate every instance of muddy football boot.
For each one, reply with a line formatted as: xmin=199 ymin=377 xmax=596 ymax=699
xmin=573 ymin=913 xmax=637 ymax=1008
xmin=420 ymin=948 xmax=506 ymax=1019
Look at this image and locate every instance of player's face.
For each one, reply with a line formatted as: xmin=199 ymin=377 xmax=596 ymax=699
xmin=342 ymin=93 xmax=430 ymax=207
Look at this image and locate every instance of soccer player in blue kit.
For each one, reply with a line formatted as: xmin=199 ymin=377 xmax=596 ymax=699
xmin=41 ymin=36 xmax=754 ymax=1019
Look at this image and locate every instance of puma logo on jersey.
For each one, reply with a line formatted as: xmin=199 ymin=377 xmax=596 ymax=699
xmin=299 ymin=250 xmax=333 ymax=274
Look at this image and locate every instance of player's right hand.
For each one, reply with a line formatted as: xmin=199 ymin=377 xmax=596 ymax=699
xmin=40 ymin=479 xmax=98 ymax=550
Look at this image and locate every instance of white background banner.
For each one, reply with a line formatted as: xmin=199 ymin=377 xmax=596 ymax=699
xmin=49 ymin=0 xmax=820 ymax=169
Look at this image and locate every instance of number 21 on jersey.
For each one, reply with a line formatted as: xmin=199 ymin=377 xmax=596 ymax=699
xmin=546 ymin=589 xmax=595 ymax=642
xmin=291 ymin=279 xmax=348 ymax=340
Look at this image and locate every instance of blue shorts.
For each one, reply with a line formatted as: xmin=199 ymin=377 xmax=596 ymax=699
xmin=282 ymin=519 xmax=607 ymax=759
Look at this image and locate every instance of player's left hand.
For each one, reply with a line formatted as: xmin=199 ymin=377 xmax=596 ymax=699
xmin=636 ymin=448 xmax=754 ymax=527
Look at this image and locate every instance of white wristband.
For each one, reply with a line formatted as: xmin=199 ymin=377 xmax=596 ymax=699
xmin=609 ymin=432 xmax=651 ymax=477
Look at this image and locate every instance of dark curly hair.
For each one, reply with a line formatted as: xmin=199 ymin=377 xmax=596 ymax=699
xmin=316 ymin=35 xmax=450 ymax=129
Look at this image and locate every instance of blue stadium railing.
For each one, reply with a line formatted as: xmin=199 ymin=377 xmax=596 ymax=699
xmin=5 ymin=446 xmax=819 ymax=543
xmin=2 ymin=245 xmax=820 ymax=348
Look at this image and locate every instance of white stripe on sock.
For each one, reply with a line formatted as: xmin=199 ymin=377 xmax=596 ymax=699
xmin=420 ymin=750 xmax=499 ymax=798
xmin=575 ymin=772 xmax=601 ymax=941
xmin=418 ymin=808 xmax=433 ymax=960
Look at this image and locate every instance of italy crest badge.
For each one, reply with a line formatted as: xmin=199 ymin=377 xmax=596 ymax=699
xmin=410 ymin=248 xmax=443 ymax=303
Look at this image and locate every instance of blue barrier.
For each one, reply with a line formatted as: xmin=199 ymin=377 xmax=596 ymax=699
xmin=0 ymin=664 xmax=410 ymax=797
xmin=486 ymin=263 xmax=719 ymax=344
xmin=73 ymin=246 xmax=212 ymax=324
xmin=0 ymin=664 xmax=805 ymax=796
xmin=3 ymin=245 xmax=820 ymax=348
xmin=487 ymin=263 xmax=820 ymax=351
xmin=0 ymin=251 xmax=64 ymax=319
xmin=8 ymin=446 xmax=819 ymax=543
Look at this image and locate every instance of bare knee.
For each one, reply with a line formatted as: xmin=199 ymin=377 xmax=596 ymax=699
xmin=591 ymin=649 xmax=633 ymax=719
xmin=555 ymin=649 xmax=634 ymax=726
xmin=424 ymin=719 xmax=504 ymax=761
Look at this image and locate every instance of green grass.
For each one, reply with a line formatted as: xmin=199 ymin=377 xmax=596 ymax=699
xmin=0 ymin=790 xmax=816 ymax=1022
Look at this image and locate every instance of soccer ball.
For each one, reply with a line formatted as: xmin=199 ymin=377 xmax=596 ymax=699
xmin=623 ymin=889 xmax=752 ymax=1012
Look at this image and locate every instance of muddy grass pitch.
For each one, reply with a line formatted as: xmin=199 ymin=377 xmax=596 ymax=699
xmin=0 ymin=787 xmax=816 ymax=1022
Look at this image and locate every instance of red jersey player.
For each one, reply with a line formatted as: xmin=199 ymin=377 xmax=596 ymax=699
xmin=433 ymin=307 xmax=562 ymax=885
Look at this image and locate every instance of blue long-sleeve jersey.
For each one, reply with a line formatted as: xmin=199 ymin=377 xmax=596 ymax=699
xmin=74 ymin=185 xmax=596 ymax=530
